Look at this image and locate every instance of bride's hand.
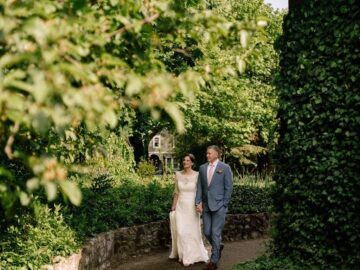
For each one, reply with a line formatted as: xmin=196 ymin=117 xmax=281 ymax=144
xmin=196 ymin=203 xmax=203 ymax=213
xmin=171 ymin=205 xmax=176 ymax=211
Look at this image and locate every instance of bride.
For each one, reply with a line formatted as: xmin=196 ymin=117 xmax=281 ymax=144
xmin=169 ymin=153 xmax=209 ymax=266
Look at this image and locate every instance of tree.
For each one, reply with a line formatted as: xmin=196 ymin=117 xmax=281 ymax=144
xmin=129 ymin=110 xmax=173 ymax=163
xmin=0 ymin=0 xmax=263 ymax=212
xmin=175 ymin=0 xmax=285 ymax=170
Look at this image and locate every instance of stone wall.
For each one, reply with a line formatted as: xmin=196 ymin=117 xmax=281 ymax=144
xmin=41 ymin=213 xmax=271 ymax=270
xmin=223 ymin=213 xmax=271 ymax=241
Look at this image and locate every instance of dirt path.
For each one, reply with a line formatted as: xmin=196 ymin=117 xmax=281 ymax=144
xmin=111 ymin=239 xmax=267 ymax=270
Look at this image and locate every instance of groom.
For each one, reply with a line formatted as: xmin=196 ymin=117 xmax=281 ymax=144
xmin=196 ymin=145 xmax=233 ymax=270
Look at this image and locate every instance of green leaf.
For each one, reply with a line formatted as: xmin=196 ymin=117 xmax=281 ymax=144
xmin=26 ymin=178 xmax=40 ymax=191
xmin=103 ymin=110 xmax=118 ymax=128
xmin=0 ymin=167 xmax=13 ymax=179
xmin=0 ymin=183 xmax=7 ymax=192
xmin=236 ymin=57 xmax=246 ymax=73
xmin=126 ymin=75 xmax=143 ymax=96
xmin=164 ymin=103 xmax=184 ymax=133
xmin=240 ymin=30 xmax=248 ymax=48
xmin=19 ymin=191 xmax=31 ymax=206
xmin=32 ymin=110 xmax=50 ymax=134
xmin=32 ymin=72 xmax=50 ymax=103
xmin=44 ymin=182 xmax=58 ymax=201
xmin=59 ymin=181 xmax=82 ymax=206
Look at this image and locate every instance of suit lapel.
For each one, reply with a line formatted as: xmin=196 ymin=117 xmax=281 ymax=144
xmin=203 ymin=164 xmax=208 ymax=186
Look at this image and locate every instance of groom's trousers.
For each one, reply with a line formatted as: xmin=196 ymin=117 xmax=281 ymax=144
xmin=202 ymin=205 xmax=227 ymax=264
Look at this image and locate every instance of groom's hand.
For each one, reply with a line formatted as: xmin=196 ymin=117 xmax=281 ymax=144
xmin=196 ymin=202 xmax=203 ymax=213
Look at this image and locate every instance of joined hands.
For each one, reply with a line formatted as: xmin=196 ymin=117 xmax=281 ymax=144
xmin=196 ymin=202 xmax=203 ymax=213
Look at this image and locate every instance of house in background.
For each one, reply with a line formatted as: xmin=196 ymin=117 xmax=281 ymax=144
xmin=148 ymin=130 xmax=179 ymax=174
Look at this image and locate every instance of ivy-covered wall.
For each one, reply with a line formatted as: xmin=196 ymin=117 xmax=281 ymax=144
xmin=274 ymin=0 xmax=360 ymax=268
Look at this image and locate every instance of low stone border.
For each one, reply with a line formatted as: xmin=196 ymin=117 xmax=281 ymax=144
xmin=223 ymin=213 xmax=271 ymax=241
xmin=41 ymin=213 xmax=271 ymax=270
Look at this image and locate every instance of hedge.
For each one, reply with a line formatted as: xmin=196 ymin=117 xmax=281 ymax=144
xmin=271 ymin=0 xmax=360 ymax=268
xmin=64 ymin=180 xmax=272 ymax=238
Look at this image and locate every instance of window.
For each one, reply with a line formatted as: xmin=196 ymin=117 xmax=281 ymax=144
xmin=153 ymin=136 xmax=160 ymax=148
xmin=173 ymin=158 xmax=179 ymax=169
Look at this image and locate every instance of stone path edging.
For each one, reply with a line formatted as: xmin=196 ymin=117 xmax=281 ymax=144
xmin=41 ymin=213 xmax=271 ymax=270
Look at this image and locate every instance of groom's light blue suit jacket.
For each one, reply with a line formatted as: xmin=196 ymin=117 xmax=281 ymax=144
xmin=195 ymin=161 xmax=233 ymax=212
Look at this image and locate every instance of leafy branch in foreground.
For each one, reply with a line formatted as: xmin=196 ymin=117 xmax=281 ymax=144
xmin=0 ymin=0 xmax=265 ymax=210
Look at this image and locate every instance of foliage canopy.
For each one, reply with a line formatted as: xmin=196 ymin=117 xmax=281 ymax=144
xmin=175 ymin=0 xmax=284 ymax=167
xmin=0 ymin=0 xmax=265 ymax=210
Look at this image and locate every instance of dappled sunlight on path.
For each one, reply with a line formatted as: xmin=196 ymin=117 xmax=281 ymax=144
xmin=111 ymin=239 xmax=267 ymax=270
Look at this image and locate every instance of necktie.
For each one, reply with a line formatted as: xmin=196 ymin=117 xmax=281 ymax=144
xmin=208 ymin=164 xmax=214 ymax=186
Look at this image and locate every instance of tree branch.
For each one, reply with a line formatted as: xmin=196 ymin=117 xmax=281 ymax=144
xmin=5 ymin=122 xmax=20 ymax=160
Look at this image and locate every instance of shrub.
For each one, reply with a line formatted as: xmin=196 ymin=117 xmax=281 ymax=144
xmin=137 ymin=159 xmax=156 ymax=179
xmin=85 ymin=134 xmax=138 ymax=187
xmin=234 ymin=256 xmax=312 ymax=270
xmin=273 ymin=0 xmax=360 ymax=268
xmin=63 ymin=178 xmax=272 ymax=238
xmin=0 ymin=203 xmax=79 ymax=270
xmin=63 ymin=179 xmax=174 ymax=238
xmin=0 ymin=176 xmax=273 ymax=269
xmin=90 ymin=173 xmax=114 ymax=193
xmin=234 ymin=255 xmax=350 ymax=270
xmin=229 ymin=184 xmax=273 ymax=214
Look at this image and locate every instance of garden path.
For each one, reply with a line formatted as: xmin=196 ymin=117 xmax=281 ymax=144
xmin=111 ymin=238 xmax=267 ymax=270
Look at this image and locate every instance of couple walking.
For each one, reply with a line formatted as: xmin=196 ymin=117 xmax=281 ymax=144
xmin=169 ymin=145 xmax=233 ymax=270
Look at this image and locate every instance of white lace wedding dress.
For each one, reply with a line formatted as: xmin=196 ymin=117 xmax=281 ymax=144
xmin=169 ymin=171 xmax=209 ymax=265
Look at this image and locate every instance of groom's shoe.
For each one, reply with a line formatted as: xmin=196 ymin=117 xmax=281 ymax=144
xmin=219 ymin=243 xmax=225 ymax=259
xmin=203 ymin=261 xmax=217 ymax=270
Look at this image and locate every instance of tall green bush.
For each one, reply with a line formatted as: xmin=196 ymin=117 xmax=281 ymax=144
xmin=0 ymin=203 xmax=79 ymax=270
xmin=272 ymin=0 xmax=360 ymax=268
